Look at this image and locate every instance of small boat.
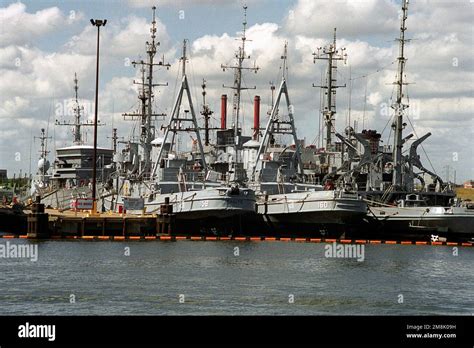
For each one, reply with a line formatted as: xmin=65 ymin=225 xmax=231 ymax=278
xmin=367 ymin=195 xmax=474 ymax=241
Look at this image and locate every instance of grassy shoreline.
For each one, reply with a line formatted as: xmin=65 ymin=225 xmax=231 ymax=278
xmin=455 ymin=188 xmax=474 ymax=201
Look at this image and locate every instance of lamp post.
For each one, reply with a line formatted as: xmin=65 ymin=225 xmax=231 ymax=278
xmin=90 ymin=18 xmax=106 ymax=214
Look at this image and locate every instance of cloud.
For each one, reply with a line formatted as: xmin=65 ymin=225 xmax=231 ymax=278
xmin=0 ymin=0 xmax=473 ymax=181
xmin=285 ymin=0 xmax=399 ymax=38
xmin=0 ymin=2 xmax=82 ymax=46
xmin=63 ymin=15 xmax=171 ymax=58
xmin=0 ymin=96 xmax=30 ymax=119
xmin=0 ymin=45 xmax=95 ymax=101
xmin=127 ymin=0 xmax=254 ymax=8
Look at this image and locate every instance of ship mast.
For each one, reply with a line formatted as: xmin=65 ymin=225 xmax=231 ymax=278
xmin=123 ymin=6 xmax=170 ymax=178
xmin=107 ymin=128 xmax=120 ymax=154
xmin=35 ymin=128 xmax=51 ymax=179
xmin=391 ymin=0 xmax=410 ymax=189
xmin=313 ymin=28 xmax=347 ymax=152
xmin=55 ymin=73 xmax=96 ymax=145
xmin=72 ymin=73 xmax=83 ymax=144
xmin=151 ymin=39 xmax=208 ymax=179
xmin=252 ymin=42 xmax=303 ymax=181
xmin=36 ymin=128 xmax=51 ymax=161
xmin=200 ymin=79 xmax=213 ymax=146
xmin=221 ymin=5 xmax=259 ymax=158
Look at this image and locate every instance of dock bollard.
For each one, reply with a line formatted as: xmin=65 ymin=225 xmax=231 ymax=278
xmin=157 ymin=197 xmax=174 ymax=235
xmin=27 ymin=196 xmax=50 ymax=239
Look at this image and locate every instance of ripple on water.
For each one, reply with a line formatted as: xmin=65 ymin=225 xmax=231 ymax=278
xmin=0 ymin=240 xmax=472 ymax=315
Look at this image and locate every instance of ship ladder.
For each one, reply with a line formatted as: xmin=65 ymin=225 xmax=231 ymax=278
xmin=381 ymin=184 xmax=394 ymax=203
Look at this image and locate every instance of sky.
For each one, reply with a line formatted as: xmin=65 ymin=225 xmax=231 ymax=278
xmin=0 ymin=0 xmax=473 ymax=182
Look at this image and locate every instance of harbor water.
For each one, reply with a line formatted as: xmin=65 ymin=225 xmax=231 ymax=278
xmin=0 ymin=239 xmax=472 ymax=315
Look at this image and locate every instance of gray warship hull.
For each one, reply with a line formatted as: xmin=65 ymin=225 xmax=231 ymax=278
xmin=141 ymin=188 xmax=255 ymax=220
xmin=256 ymin=190 xmax=367 ymax=236
xmin=103 ymin=184 xmax=256 ymax=233
xmin=36 ymin=186 xmax=92 ymax=210
xmin=368 ymin=205 xmax=474 ymax=241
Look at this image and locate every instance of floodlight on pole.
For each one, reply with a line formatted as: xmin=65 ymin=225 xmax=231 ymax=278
xmin=90 ymin=18 xmax=107 ymax=214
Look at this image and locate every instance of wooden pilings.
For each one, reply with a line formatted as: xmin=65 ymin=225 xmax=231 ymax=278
xmin=47 ymin=204 xmax=175 ymax=238
xmin=27 ymin=196 xmax=50 ymax=239
xmin=156 ymin=197 xmax=175 ymax=235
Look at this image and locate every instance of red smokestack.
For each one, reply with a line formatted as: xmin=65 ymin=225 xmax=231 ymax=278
xmin=221 ymin=94 xmax=227 ymax=130
xmin=253 ymin=95 xmax=260 ymax=140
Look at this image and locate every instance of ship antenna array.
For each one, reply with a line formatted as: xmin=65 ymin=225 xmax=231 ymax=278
xmin=35 ymin=128 xmax=52 ymax=159
xmin=268 ymin=81 xmax=276 ymax=116
xmin=312 ymin=28 xmax=347 ymax=152
xmin=391 ymin=0 xmax=410 ymax=189
xmin=221 ymin=5 xmax=259 ymax=140
xmin=280 ymin=41 xmax=289 ymax=82
xmin=181 ymin=38 xmax=189 ymax=76
xmin=34 ymin=128 xmax=52 ymax=178
xmin=200 ymin=79 xmax=215 ymax=146
xmin=107 ymin=128 xmax=124 ymax=154
xmin=122 ymin=6 xmax=170 ymax=178
xmin=55 ymin=73 xmax=98 ymax=145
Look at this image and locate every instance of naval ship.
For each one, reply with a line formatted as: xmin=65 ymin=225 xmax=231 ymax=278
xmin=24 ymin=2 xmax=471 ymax=239
xmin=360 ymin=0 xmax=474 ymax=241
xmin=29 ymin=73 xmax=113 ymax=210
xmin=245 ymin=42 xmax=366 ymax=237
xmin=101 ymin=8 xmax=255 ymax=233
xmin=310 ymin=0 xmax=474 ymax=241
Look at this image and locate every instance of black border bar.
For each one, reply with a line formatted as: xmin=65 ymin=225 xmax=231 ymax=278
xmin=0 ymin=315 xmax=472 ymax=346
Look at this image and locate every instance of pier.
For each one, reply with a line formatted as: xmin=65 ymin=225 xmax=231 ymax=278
xmin=9 ymin=196 xmax=473 ymax=245
xmin=22 ymin=197 xmax=176 ymax=238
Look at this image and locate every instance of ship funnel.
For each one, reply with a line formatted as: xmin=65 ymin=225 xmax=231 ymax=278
xmin=253 ymin=95 xmax=260 ymax=140
xmin=221 ymin=94 xmax=227 ymax=130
